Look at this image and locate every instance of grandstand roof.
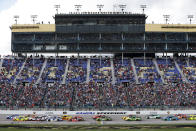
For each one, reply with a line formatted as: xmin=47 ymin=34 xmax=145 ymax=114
xmin=10 ymin=24 xmax=196 ymax=33
xmin=55 ymin=12 xmax=145 ymax=17
xmin=146 ymin=24 xmax=196 ymax=32
xmin=10 ymin=24 xmax=55 ymax=32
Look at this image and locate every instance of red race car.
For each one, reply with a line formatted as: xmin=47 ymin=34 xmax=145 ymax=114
xmin=68 ymin=116 xmax=84 ymax=122
xmin=174 ymin=114 xmax=187 ymax=119
xmin=92 ymin=115 xmax=106 ymax=120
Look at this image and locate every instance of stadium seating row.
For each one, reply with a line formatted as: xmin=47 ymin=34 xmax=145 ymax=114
xmin=0 ymin=57 xmax=196 ymax=84
xmin=0 ymin=56 xmax=195 ymax=109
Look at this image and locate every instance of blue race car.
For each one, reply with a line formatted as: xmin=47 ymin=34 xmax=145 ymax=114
xmin=46 ymin=116 xmax=63 ymax=122
xmin=162 ymin=116 xmax=179 ymax=121
xmin=6 ymin=114 xmax=19 ymax=120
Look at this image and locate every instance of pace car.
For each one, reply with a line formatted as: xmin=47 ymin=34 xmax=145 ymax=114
xmin=162 ymin=116 xmax=179 ymax=121
xmin=122 ymin=115 xmax=142 ymax=121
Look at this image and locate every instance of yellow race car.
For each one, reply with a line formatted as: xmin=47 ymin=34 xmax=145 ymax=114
xmin=122 ymin=115 xmax=142 ymax=121
xmin=13 ymin=116 xmax=28 ymax=121
xmin=187 ymin=115 xmax=196 ymax=120
xmin=61 ymin=115 xmax=72 ymax=121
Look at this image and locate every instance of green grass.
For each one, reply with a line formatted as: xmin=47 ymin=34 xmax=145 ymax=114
xmin=0 ymin=128 xmax=195 ymax=131
xmin=0 ymin=124 xmax=195 ymax=131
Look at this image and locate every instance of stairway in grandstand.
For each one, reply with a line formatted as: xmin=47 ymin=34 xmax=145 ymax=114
xmin=70 ymin=83 xmax=77 ymax=111
xmin=186 ymin=59 xmax=190 ymax=67
xmin=110 ymin=58 xmax=116 ymax=85
xmin=36 ymin=58 xmax=47 ymax=84
xmin=86 ymin=58 xmax=90 ymax=83
xmin=0 ymin=57 xmax=3 ymax=69
xmin=153 ymin=58 xmax=165 ymax=83
xmin=131 ymin=58 xmax=139 ymax=84
xmin=99 ymin=83 xmax=104 ymax=110
xmin=62 ymin=58 xmax=69 ymax=84
xmin=13 ymin=59 xmax=26 ymax=84
xmin=125 ymin=85 xmax=131 ymax=108
xmin=174 ymin=59 xmax=189 ymax=83
xmin=184 ymin=58 xmax=196 ymax=83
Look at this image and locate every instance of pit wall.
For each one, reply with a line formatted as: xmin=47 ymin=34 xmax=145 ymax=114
xmin=0 ymin=110 xmax=196 ymax=115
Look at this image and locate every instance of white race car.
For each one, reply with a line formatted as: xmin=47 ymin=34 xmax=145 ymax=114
xmin=46 ymin=116 xmax=63 ymax=122
xmin=146 ymin=114 xmax=161 ymax=119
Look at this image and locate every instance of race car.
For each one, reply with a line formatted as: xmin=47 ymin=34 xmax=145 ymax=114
xmin=92 ymin=115 xmax=104 ymax=120
xmin=186 ymin=115 xmax=196 ymax=120
xmin=23 ymin=114 xmax=36 ymax=121
xmin=146 ymin=114 xmax=161 ymax=119
xmin=122 ymin=115 xmax=142 ymax=121
xmin=13 ymin=116 xmax=28 ymax=121
xmin=174 ymin=114 xmax=187 ymax=119
xmin=162 ymin=116 xmax=179 ymax=121
xmin=62 ymin=115 xmax=72 ymax=120
xmin=47 ymin=116 xmax=63 ymax=122
xmin=67 ymin=116 xmax=84 ymax=122
xmin=6 ymin=114 xmax=19 ymax=120
xmin=33 ymin=115 xmax=49 ymax=121
xmin=92 ymin=115 xmax=112 ymax=121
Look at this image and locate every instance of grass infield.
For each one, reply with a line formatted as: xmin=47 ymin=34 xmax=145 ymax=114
xmin=0 ymin=124 xmax=196 ymax=131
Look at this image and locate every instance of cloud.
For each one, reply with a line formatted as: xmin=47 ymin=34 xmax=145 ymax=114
xmin=0 ymin=0 xmax=17 ymax=12
xmin=0 ymin=0 xmax=196 ymax=55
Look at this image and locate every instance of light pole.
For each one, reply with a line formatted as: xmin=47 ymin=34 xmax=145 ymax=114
xmin=140 ymin=5 xmax=147 ymax=14
xmin=163 ymin=15 xmax=170 ymax=24
xmin=31 ymin=15 xmax=38 ymax=24
xmin=119 ymin=4 xmax=126 ymax=13
xmin=188 ymin=15 xmax=194 ymax=24
xmin=54 ymin=5 xmax=60 ymax=14
xmin=75 ymin=5 xmax=82 ymax=13
xmin=97 ymin=4 xmax=104 ymax=12
xmin=14 ymin=15 xmax=19 ymax=24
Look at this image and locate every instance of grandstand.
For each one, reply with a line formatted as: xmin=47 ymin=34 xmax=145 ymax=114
xmin=0 ymin=12 xmax=195 ymax=111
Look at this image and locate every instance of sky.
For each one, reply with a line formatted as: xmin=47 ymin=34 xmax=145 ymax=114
xmin=0 ymin=0 xmax=196 ymax=55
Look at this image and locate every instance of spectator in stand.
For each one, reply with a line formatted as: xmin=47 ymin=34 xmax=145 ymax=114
xmin=0 ymin=56 xmax=195 ymax=110
xmin=66 ymin=58 xmax=87 ymax=83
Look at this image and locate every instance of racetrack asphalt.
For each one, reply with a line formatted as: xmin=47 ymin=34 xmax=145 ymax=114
xmin=0 ymin=114 xmax=196 ymax=125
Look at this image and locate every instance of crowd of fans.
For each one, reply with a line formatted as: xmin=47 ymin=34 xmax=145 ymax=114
xmin=0 ymin=56 xmax=195 ymax=110
xmin=0 ymin=82 xmax=195 ymax=109
xmin=0 ymin=83 xmax=73 ymax=109
xmin=157 ymin=58 xmax=182 ymax=83
xmin=135 ymin=59 xmax=162 ymax=83
xmin=41 ymin=58 xmax=66 ymax=83
xmin=177 ymin=57 xmax=196 ymax=83
xmin=66 ymin=58 xmax=87 ymax=83
xmin=17 ymin=57 xmax=45 ymax=83
xmin=114 ymin=58 xmax=135 ymax=83
xmin=0 ymin=58 xmax=24 ymax=83
xmin=90 ymin=58 xmax=112 ymax=82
